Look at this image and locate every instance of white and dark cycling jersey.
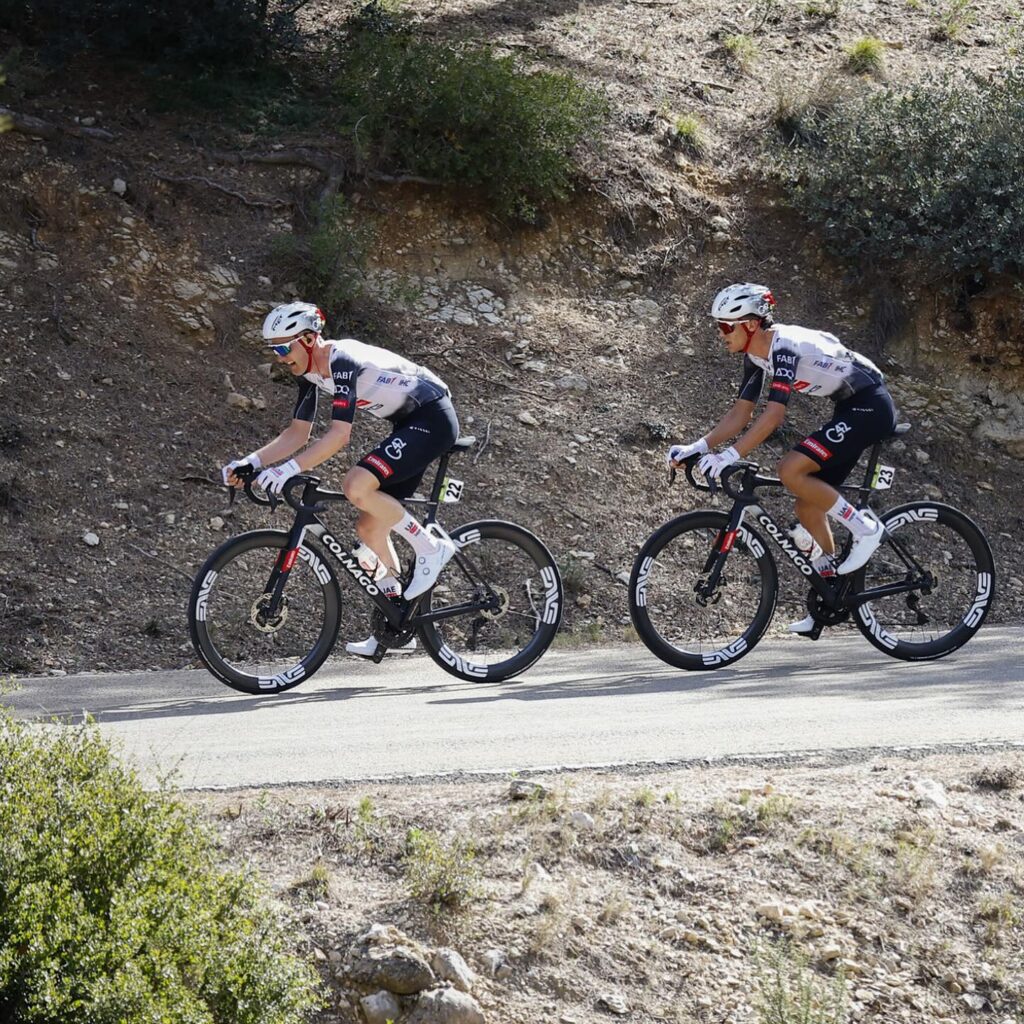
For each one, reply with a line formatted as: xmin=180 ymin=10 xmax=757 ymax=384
xmin=737 ymin=324 xmax=884 ymax=406
xmin=292 ymin=339 xmax=450 ymax=424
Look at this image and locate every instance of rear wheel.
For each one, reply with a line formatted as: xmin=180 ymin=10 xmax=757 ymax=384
xmin=628 ymin=511 xmax=778 ymax=670
xmin=852 ymin=501 xmax=994 ymax=660
xmin=188 ymin=530 xmax=342 ymax=694
xmin=417 ymin=520 xmax=562 ymax=682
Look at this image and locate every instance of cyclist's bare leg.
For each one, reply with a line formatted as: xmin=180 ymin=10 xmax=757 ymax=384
xmin=777 ymin=452 xmax=838 ymax=555
xmin=355 ymin=510 xmax=401 ymax=574
xmin=344 ymin=468 xmax=406 ymax=572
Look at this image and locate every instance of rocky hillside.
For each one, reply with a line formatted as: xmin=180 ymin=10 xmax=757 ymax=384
xmin=1 ymin=0 xmax=1023 ymax=675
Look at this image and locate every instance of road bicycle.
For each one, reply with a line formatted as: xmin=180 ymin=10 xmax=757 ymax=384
xmin=188 ymin=436 xmax=563 ymax=693
xmin=628 ymin=423 xmax=995 ymax=670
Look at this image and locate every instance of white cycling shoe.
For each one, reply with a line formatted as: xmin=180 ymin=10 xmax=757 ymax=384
xmin=404 ymin=537 xmax=457 ymax=599
xmin=837 ymin=513 xmax=885 ymax=575
xmin=788 ymin=615 xmax=818 ymax=636
xmin=345 ymin=636 xmax=417 ymax=658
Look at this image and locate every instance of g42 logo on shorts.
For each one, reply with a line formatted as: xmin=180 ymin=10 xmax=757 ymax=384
xmin=384 ymin=437 xmax=408 ymax=461
xmin=825 ymin=421 xmax=851 ymax=444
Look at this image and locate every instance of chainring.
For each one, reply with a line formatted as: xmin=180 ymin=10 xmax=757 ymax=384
xmin=371 ymin=608 xmax=417 ymax=648
xmin=805 ymin=587 xmax=850 ymax=627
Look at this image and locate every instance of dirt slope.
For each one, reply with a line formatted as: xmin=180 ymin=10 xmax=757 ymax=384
xmin=1 ymin=1 xmax=1022 ymax=674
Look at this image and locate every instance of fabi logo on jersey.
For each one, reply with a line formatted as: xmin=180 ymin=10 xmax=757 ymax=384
xmin=375 ymin=374 xmax=412 ymax=387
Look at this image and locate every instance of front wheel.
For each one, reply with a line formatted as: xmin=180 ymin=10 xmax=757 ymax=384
xmin=852 ymin=501 xmax=995 ymax=661
xmin=628 ymin=511 xmax=779 ymax=670
xmin=417 ymin=520 xmax=562 ymax=682
xmin=188 ymin=530 xmax=342 ymax=694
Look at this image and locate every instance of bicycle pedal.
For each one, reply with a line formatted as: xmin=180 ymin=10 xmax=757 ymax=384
xmin=371 ymin=645 xmax=389 ymax=664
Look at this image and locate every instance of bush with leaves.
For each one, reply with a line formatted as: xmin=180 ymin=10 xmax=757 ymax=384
xmin=781 ymin=69 xmax=1024 ymax=275
xmin=271 ymin=196 xmax=372 ymax=313
xmin=403 ymin=827 xmax=479 ymax=910
xmin=333 ymin=9 xmax=607 ymax=221
xmin=0 ymin=0 xmax=292 ymax=66
xmin=0 ymin=712 xmax=322 ymax=1024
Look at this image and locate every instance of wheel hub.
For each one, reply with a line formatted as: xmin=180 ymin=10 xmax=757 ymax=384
xmin=479 ymin=585 xmax=509 ymax=621
xmin=251 ymin=593 xmax=288 ymax=633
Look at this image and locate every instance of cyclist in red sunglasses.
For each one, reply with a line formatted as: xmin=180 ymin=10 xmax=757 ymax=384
xmin=667 ymin=284 xmax=897 ymax=634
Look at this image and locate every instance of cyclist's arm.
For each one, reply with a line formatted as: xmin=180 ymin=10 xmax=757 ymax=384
xmin=248 ymin=419 xmax=315 ymax=466
xmin=292 ymin=420 xmax=352 ymax=472
xmin=732 ymin=400 xmax=786 ymax=457
xmin=703 ymin=398 xmax=757 ymax=448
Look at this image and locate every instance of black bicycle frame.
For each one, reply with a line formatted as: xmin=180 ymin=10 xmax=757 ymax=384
xmin=694 ymin=441 xmax=933 ymax=613
xmin=254 ymin=449 xmax=500 ymax=630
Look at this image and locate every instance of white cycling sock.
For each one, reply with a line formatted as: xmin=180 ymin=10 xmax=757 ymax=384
xmin=394 ymin=513 xmax=439 ymax=556
xmin=813 ymin=552 xmax=837 ymax=577
xmin=377 ymin=575 xmax=403 ymax=598
xmin=827 ymin=496 xmax=878 ymax=538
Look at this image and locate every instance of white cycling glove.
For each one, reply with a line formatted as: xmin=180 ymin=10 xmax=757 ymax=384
xmin=257 ymin=459 xmax=301 ymax=495
xmin=666 ymin=438 xmax=709 ymax=466
xmin=221 ymin=452 xmax=262 ymax=486
xmin=698 ymin=446 xmax=740 ymax=480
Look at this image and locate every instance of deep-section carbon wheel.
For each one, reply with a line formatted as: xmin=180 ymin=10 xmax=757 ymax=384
xmin=417 ymin=520 xmax=562 ymax=682
xmin=628 ymin=511 xmax=778 ymax=671
xmin=188 ymin=530 xmax=342 ymax=694
xmin=852 ymin=501 xmax=995 ymax=661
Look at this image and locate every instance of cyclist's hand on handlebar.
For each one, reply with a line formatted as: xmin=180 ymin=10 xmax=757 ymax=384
xmin=221 ymin=455 xmax=261 ymax=488
xmin=257 ymin=459 xmax=301 ymax=495
xmin=666 ymin=439 xmax=709 ymax=467
xmin=698 ymin=446 xmax=740 ymax=480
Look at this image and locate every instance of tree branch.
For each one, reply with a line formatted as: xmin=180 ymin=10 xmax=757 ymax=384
xmin=0 ymin=105 xmax=116 ymax=141
xmin=153 ymin=171 xmax=291 ymax=208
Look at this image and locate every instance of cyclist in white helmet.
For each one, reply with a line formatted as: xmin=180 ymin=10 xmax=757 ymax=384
xmin=221 ymin=301 xmax=459 ymax=658
xmin=667 ymin=283 xmax=896 ymax=637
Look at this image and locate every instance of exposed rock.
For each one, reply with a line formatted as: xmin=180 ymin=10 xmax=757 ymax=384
xmin=509 ymin=779 xmax=550 ymax=801
xmin=349 ymin=942 xmax=435 ymax=995
xmin=82 ymin=532 xmax=100 ymax=547
xmin=407 ymin=988 xmax=485 ymax=1024
xmin=432 ymin=947 xmax=476 ymax=993
xmin=361 ymin=990 xmax=401 ymax=1024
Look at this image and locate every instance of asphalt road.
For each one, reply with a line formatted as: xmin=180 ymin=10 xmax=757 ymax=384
xmin=5 ymin=627 xmax=1022 ymax=789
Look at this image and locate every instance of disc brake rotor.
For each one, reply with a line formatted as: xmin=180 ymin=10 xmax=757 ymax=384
xmin=479 ymin=585 xmax=510 ymax=621
xmin=250 ymin=593 xmax=288 ymax=634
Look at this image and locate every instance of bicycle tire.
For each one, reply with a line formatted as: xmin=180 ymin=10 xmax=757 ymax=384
xmin=188 ymin=529 xmax=342 ymax=694
xmin=852 ymin=501 xmax=995 ymax=661
xmin=417 ymin=520 xmax=562 ymax=682
xmin=628 ymin=511 xmax=778 ymax=671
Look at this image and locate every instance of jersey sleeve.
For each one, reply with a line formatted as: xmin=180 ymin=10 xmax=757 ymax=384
xmin=767 ymin=343 xmax=798 ymax=406
xmin=327 ymin=348 xmax=360 ymax=424
xmin=736 ymin=356 xmax=764 ymax=402
xmin=292 ymin=378 xmax=318 ymax=422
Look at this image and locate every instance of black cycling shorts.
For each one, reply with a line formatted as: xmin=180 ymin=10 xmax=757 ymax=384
xmin=794 ymin=385 xmax=897 ymax=487
xmin=356 ymin=397 xmax=459 ymax=500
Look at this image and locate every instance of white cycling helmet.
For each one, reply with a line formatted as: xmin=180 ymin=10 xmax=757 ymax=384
xmin=710 ymin=283 xmax=776 ymax=322
xmin=262 ymin=302 xmax=326 ymax=341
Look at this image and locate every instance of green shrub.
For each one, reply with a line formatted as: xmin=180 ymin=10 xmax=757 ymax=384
xmin=723 ymin=33 xmax=759 ymax=71
xmin=756 ymin=940 xmax=848 ymax=1024
xmin=844 ymin=37 xmax=885 ymax=75
xmin=0 ymin=0 xmax=292 ymax=66
xmin=931 ymin=0 xmax=974 ymax=40
xmin=0 ymin=713 xmax=322 ymax=1024
xmin=781 ymin=69 xmax=1024 ymax=274
xmin=333 ymin=10 xmax=607 ymax=221
xmin=403 ymin=827 xmax=479 ymax=910
xmin=270 ymin=195 xmax=372 ymax=312
xmin=671 ymin=114 xmax=708 ymax=158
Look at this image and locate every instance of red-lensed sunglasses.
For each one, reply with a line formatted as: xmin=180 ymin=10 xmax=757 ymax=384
xmin=716 ymin=320 xmax=740 ymax=335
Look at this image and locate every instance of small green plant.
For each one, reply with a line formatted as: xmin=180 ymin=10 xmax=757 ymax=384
xmin=977 ymin=892 xmax=1017 ymax=945
xmin=670 ymin=114 xmax=708 ymax=158
xmin=0 ymin=710 xmax=322 ymax=1022
xmin=723 ymin=33 xmax=759 ymax=72
xmin=891 ymin=826 xmax=938 ymax=899
xmin=635 ymin=786 xmax=657 ymax=809
xmin=559 ymin=555 xmax=589 ymax=597
xmin=404 ymin=827 xmax=479 ymax=910
xmin=334 ymin=10 xmax=606 ymax=221
xmin=931 ymin=0 xmax=974 ymax=39
xmin=270 ymin=195 xmax=372 ymax=312
xmin=804 ymin=0 xmax=843 ymax=19
xmin=293 ymin=857 xmax=332 ymax=899
xmin=756 ymin=939 xmax=848 ymax=1024
xmin=597 ymin=891 xmax=631 ymax=924
xmin=757 ymin=794 xmax=796 ymax=828
xmin=844 ymin=37 xmax=885 ymax=75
